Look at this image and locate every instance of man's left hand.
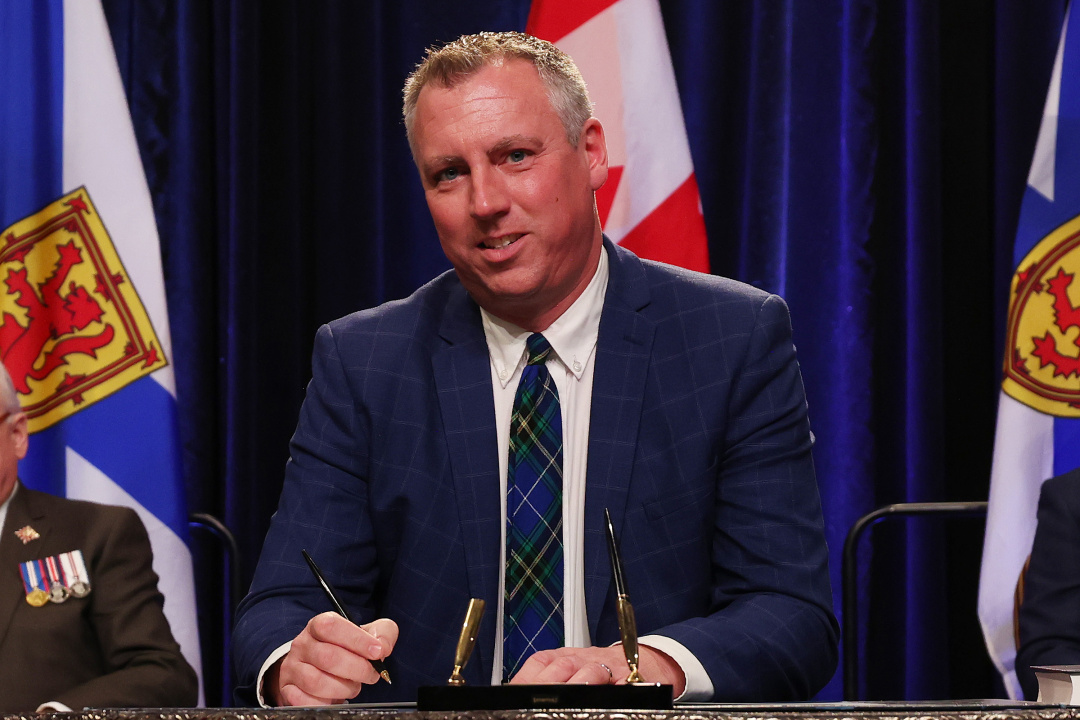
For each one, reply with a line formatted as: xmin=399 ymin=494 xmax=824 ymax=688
xmin=508 ymin=645 xmax=686 ymax=696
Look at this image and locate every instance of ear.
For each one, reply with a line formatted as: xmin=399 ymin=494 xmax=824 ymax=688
xmin=11 ymin=413 xmax=28 ymax=461
xmin=580 ymin=118 xmax=609 ymax=191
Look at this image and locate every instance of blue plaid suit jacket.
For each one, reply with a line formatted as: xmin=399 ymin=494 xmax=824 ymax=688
xmin=233 ymin=240 xmax=838 ymax=703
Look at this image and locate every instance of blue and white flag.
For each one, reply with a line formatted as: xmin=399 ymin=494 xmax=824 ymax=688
xmin=0 ymin=0 xmax=202 ymax=698
xmin=979 ymin=3 xmax=1080 ymax=699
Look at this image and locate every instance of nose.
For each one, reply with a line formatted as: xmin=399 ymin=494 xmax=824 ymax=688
xmin=469 ymin=167 xmax=511 ymax=219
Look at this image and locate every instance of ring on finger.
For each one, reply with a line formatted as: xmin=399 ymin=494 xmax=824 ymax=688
xmin=598 ymin=663 xmax=613 ymax=682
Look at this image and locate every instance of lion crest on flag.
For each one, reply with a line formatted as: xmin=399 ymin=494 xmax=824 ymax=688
xmin=0 ymin=187 xmax=167 ymax=432
xmin=1003 ymin=212 xmax=1080 ymax=416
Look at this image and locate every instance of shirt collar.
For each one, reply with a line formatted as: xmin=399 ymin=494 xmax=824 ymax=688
xmin=482 ymin=245 xmax=609 ymax=388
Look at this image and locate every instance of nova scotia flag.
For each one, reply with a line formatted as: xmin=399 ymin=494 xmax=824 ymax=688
xmin=0 ymin=0 xmax=202 ymax=699
xmin=979 ymin=3 xmax=1080 ymax=699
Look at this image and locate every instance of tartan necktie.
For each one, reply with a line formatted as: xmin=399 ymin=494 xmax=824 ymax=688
xmin=503 ymin=332 xmax=564 ymax=681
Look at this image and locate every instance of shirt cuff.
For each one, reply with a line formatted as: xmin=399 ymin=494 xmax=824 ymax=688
xmin=36 ymin=702 xmax=74 ymax=712
xmin=256 ymin=640 xmax=294 ymax=708
xmin=639 ymin=634 xmax=714 ymax=702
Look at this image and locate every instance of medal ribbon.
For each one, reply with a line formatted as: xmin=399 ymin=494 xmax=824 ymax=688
xmin=18 ymin=560 xmax=42 ymax=594
xmin=70 ymin=550 xmax=89 ymax=587
xmin=45 ymin=555 xmax=66 ymax=588
xmin=60 ymin=552 xmax=76 ymax=586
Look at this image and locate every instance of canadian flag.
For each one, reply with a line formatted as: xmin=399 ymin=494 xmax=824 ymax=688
xmin=528 ymin=0 xmax=710 ymax=272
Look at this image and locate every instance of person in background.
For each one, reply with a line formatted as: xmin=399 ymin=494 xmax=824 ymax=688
xmin=233 ymin=31 xmax=837 ymax=706
xmin=0 ymin=361 xmax=197 ymax=712
xmin=1016 ymin=467 xmax=1080 ymax=699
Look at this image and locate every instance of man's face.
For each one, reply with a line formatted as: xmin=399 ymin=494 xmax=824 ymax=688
xmin=411 ymin=59 xmax=608 ymax=330
xmin=0 ymin=411 xmax=27 ymax=504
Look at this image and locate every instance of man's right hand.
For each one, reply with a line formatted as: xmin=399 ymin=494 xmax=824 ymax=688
xmin=267 ymin=613 xmax=398 ymax=706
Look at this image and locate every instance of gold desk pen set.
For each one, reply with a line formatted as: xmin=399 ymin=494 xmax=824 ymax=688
xmin=417 ymin=508 xmax=672 ymax=710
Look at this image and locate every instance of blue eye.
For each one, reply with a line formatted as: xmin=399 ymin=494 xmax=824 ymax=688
xmin=438 ymin=167 xmax=460 ymax=182
xmin=508 ymin=150 xmax=527 ymax=163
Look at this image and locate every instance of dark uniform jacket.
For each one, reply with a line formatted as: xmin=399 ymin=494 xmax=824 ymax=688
xmin=0 ymin=483 xmax=197 ymax=711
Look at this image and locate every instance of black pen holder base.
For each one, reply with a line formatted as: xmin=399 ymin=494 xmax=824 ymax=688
xmin=417 ymin=683 xmax=673 ymax=710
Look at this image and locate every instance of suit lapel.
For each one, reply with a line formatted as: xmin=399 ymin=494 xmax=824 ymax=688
xmin=584 ymin=242 xmax=655 ymax=639
xmin=432 ymin=284 xmax=501 ymax=680
xmin=0 ymin=485 xmax=50 ymax=651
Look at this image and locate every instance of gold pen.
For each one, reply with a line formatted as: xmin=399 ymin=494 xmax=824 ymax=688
xmin=302 ymin=549 xmax=392 ymax=684
xmin=604 ymin=508 xmax=643 ymax=683
xmin=448 ymin=598 xmax=486 ymax=685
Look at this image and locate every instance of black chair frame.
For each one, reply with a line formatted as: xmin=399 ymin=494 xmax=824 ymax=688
xmin=188 ymin=512 xmax=242 ymax=706
xmin=841 ymin=501 xmax=988 ymax=700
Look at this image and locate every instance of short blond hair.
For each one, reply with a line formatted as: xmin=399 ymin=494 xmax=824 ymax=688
xmin=403 ymin=31 xmax=593 ymax=157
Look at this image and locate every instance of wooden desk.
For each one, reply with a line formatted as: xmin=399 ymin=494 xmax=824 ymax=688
xmin=7 ymin=702 xmax=1080 ymax=720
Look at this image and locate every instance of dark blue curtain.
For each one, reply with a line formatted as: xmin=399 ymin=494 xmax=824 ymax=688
xmin=99 ymin=0 xmax=1066 ymax=705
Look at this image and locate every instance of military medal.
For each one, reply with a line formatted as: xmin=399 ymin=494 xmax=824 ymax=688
xmin=48 ymin=583 xmax=68 ymax=603
xmin=62 ymin=550 xmax=91 ymax=598
xmin=45 ymin=555 xmax=69 ymax=603
xmin=19 ymin=559 xmax=49 ymax=607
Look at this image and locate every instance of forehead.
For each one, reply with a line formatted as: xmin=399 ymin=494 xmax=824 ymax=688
xmin=412 ymin=60 xmax=561 ymax=153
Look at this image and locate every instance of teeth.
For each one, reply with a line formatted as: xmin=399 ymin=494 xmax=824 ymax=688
xmin=484 ymin=234 xmax=521 ymax=249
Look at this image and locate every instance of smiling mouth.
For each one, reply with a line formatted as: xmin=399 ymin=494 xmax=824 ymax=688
xmin=480 ymin=234 xmax=523 ymax=249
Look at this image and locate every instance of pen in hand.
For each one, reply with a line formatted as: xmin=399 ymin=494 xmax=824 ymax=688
xmin=302 ymin=549 xmax=392 ymax=685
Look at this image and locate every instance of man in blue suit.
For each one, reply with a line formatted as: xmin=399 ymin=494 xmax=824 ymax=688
xmin=233 ymin=31 xmax=837 ymax=706
xmin=1016 ymin=467 xmax=1080 ymax=699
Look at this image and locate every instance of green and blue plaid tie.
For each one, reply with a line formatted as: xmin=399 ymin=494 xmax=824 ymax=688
xmin=503 ymin=332 xmax=564 ymax=681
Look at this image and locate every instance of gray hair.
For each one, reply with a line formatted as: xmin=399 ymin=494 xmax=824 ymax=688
xmin=403 ymin=31 xmax=593 ymax=157
xmin=0 ymin=362 xmax=21 ymax=415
